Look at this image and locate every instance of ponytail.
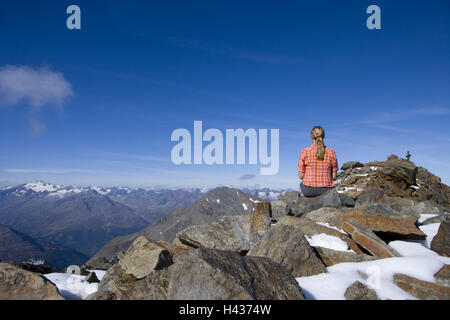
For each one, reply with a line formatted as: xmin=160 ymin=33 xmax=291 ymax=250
xmin=315 ymin=136 xmax=325 ymax=160
xmin=310 ymin=126 xmax=325 ymax=160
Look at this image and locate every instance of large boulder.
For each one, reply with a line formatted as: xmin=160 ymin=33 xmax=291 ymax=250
xmin=342 ymin=221 xmax=401 ymax=259
xmin=393 ymin=273 xmax=450 ymax=300
xmin=277 ymin=216 xmax=364 ymax=254
xmin=289 ymin=189 xmax=342 ymax=217
xmin=0 ymin=263 xmax=65 ymax=300
xmin=118 ymin=236 xmax=173 ymax=279
xmin=430 ymin=218 xmax=450 ymax=257
xmin=247 ymin=224 xmax=327 ymax=277
xmin=344 ymin=281 xmax=378 ymax=300
xmin=303 ymin=207 xmax=426 ymax=240
xmin=175 ymin=215 xmax=271 ymax=253
xmin=314 ymin=246 xmax=375 ymax=267
xmin=88 ymin=248 xmax=305 ymax=300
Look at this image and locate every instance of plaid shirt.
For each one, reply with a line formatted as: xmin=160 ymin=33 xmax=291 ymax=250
xmin=297 ymin=144 xmax=338 ymax=187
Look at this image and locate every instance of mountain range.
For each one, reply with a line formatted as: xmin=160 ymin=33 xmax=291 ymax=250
xmin=0 ymin=181 xmax=290 ymax=267
xmin=0 ymin=224 xmax=88 ymax=270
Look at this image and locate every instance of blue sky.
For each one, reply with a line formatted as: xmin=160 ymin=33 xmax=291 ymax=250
xmin=0 ymin=0 xmax=449 ymax=188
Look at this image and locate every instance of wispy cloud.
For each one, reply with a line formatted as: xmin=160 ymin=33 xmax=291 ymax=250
xmin=238 ymin=174 xmax=256 ymax=181
xmin=333 ymin=106 xmax=450 ymax=133
xmin=0 ymin=65 xmax=73 ymax=108
xmin=362 ymin=107 xmax=450 ymax=125
xmin=87 ymin=150 xmax=169 ymax=163
xmin=134 ymin=34 xmax=311 ymax=65
xmin=3 ymin=168 xmax=94 ymax=174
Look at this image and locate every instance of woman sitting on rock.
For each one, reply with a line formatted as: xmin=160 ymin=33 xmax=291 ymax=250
xmin=297 ymin=126 xmax=338 ymax=197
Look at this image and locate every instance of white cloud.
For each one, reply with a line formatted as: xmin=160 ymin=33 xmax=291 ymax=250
xmin=0 ymin=65 xmax=73 ymax=108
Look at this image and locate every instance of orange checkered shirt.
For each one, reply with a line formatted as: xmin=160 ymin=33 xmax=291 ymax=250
xmin=297 ymin=144 xmax=338 ymax=187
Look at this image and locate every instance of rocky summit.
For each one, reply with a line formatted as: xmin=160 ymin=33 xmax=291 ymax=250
xmin=1 ymin=155 xmax=449 ymax=300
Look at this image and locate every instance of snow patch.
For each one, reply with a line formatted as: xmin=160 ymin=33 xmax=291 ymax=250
xmin=316 ymin=222 xmax=347 ymax=234
xmin=305 ymin=234 xmax=353 ymax=252
xmin=25 ymin=181 xmax=60 ymax=192
xmin=44 ymin=270 xmax=106 ymax=300
xmin=297 ymin=221 xmax=447 ymax=300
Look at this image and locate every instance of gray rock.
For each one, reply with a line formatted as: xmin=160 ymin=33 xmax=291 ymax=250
xmin=87 ymin=263 xmax=151 ymax=300
xmin=303 ymin=206 xmax=426 ymax=240
xmin=278 ymin=191 xmax=300 ymax=205
xmin=314 ymin=246 xmax=376 ymax=267
xmin=247 ymin=224 xmax=327 ymax=277
xmin=84 ymin=272 xmax=100 ymax=284
xmin=430 ymin=217 xmax=450 ymax=257
xmin=338 ymin=193 xmax=355 ymax=207
xmin=344 ymin=281 xmax=378 ymax=300
xmin=387 ymin=154 xmax=399 ymax=161
xmin=270 ymin=200 xmax=291 ymax=218
xmin=82 ymin=257 xmax=113 ymax=271
xmin=277 ymin=216 xmax=364 ymax=254
xmin=341 ymin=161 xmax=364 ymax=171
xmin=290 ymin=188 xmax=342 ymax=217
xmin=0 ymin=263 xmax=65 ymax=300
xmin=175 ymin=215 xmax=271 ymax=253
xmin=409 ymin=201 xmax=443 ymax=216
xmin=355 ymin=188 xmax=393 ymax=207
xmin=89 ymin=248 xmax=305 ymax=300
xmin=119 ymin=236 xmax=173 ymax=279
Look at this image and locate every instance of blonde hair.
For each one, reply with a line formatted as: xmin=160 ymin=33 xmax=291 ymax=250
xmin=311 ymin=126 xmax=325 ymax=160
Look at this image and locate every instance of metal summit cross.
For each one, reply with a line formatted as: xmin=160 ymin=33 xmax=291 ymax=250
xmin=406 ymin=151 xmax=411 ymax=161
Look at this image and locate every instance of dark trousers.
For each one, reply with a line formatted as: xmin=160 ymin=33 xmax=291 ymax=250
xmin=300 ymin=182 xmax=333 ymax=197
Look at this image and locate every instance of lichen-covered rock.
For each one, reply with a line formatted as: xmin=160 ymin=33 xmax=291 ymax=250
xmin=314 ymin=246 xmax=376 ymax=267
xmin=277 ymin=216 xmax=364 ymax=254
xmin=430 ymin=218 xmax=450 ymax=257
xmin=88 ymin=248 xmax=305 ymax=300
xmin=393 ymin=273 xmax=450 ymax=300
xmin=247 ymin=224 xmax=327 ymax=277
xmin=303 ymin=206 xmax=426 ymax=240
xmin=175 ymin=215 xmax=271 ymax=253
xmin=0 ymin=263 xmax=65 ymax=300
xmin=119 ymin=236 xmax=173 ymax=279
xmin=290 ymin=189 xmax=342 ymax=217
xmin=342 ymin=221 xmax=401 ymax=259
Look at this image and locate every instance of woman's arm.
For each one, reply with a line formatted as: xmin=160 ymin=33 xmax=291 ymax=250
xmin=331 ymin=150 xmax=338 ymax=181
xmin=297 ymin=150 xmax=306 ymax=180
